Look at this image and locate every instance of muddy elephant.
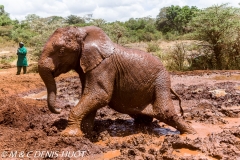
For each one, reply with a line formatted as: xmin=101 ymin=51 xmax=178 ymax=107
xmin=38 ymin=26 xmax=196 ymax=136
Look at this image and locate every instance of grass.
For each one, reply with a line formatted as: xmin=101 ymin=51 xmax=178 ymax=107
xmin=27 ymin=63 xmax=38 ymax=73
xmin=0 ymin=55 xmax=17 ymax=64
xmin=147 ymin=41 xmax=160 ymax=52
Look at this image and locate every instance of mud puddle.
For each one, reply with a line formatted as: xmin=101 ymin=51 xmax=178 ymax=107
xmin=23 ymin=78 xmax=180 ymax=137
xmin=1 ymin=72 xmax=240 ymax=159
xmin=23 ymin=78 xmax=80 ymax=105
xmin=184 ymin=117 xmax=240 ymax=140
xmin=173 ymin=148 xmax=218 ymax=160
xmin=23 ymin=89 xmax=79 ymax=106
xmin=23 ymin=90 xmax=47 ymax=99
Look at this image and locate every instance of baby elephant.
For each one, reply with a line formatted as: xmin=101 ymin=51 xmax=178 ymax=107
xmin=38 ymin=26 xmax=196 ymax=136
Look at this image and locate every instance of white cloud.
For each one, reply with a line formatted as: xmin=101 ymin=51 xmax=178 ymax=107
xmin=91 ymin=4 xmax=144 ymax=21
xmin=0 ymin=0 xmax=239 ymax=22
xmin=62 ymin=0 xmax=96 ymax=13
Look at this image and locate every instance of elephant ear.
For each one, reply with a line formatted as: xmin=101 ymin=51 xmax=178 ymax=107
xmin=79 ymin=27 xmax=115 ymax=73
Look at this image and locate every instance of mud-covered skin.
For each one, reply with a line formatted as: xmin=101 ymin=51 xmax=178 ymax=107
xmin=38 ymin=26 xmax=196 ymax=136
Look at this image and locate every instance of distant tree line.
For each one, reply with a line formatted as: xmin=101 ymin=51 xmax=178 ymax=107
xmin=1 ymin=3 xmax=240 ymax=70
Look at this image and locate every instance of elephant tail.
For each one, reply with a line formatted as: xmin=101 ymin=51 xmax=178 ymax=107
xmin=170 ymin=88 xmax=184 ymax=117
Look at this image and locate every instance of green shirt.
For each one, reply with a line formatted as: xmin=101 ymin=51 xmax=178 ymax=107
xmin=17 ymin=46 xmax=28 ymax=66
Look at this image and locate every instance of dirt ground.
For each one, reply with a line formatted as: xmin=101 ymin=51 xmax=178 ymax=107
xmin=0 ymin=67 xmax=240 ymax=160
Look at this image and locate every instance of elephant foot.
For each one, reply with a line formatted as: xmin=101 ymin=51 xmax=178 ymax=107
xmin=179 ymin=125 xmax=197 ymax=134
xmin=176 ymin=120 xmax=196 ymax=135
xmin=166 ymin=116 xmax=197 ymax=135
xmin=61 ymin=125 xmax=84 ymax=137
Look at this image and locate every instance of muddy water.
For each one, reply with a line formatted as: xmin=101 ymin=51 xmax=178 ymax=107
xmin=23 ymin=89 xmax=79 ymax=105
xmin=12 ymin=74 xmax=240 ymax=159
xmin=23 ymin=90 xmax=47 ymax=99
xmin=24 ymin=87 xmax=182 ymax=138
xmin=184 ymin=117 xmax=240 ymax=139
xmin=173 ymin=148 xmax=218 ymax=160
xmin=82 ymin=150 xmax=121 ymax=160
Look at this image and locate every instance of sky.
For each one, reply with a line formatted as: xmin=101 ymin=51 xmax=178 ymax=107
xmin=1 ymin=0 xmax=239 ymax=22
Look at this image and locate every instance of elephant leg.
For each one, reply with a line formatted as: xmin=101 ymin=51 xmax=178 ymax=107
xmin=152 ymin=83 xmax=196 ymax=134
xmin=130 ymin=114 xmax=153 ymax=124
xmin=81 ymin=110 xmax=97 ymax=136
xmin=61 ymin=61 xmax=115 ymax=137
xmin=61 ymin=95 xmax=108 ymax=137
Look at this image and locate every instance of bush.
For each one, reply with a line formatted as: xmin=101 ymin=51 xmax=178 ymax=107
xmin=0 ymin=55 xmax=16 ymax=65
xmin=166 ymin=42 xmax=189 ymax=71
xmin=147 ymin=42 xmax=160 ymax=52
xmin=27 ymin=63 xmax=38 ymax=73
xmin=163 ymin=32 xmax=179 ymax=41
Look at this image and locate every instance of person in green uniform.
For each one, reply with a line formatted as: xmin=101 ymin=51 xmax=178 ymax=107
xmin=16 ymin=42 xmax=28 ymax=75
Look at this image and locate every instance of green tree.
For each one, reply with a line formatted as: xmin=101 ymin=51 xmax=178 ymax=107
xmin=91 ymin=18 xmax=106 ymax=27
xmin=125 ymin=17 xmax=147 ymax=30
xmin=189 ymin=3 xmax=240 ymax=69
xmin=25 ymin=14 xmax=40 ymax=23
xmin=28 ymin=15 xmax=67 ymax=57
xmin=0 ymin=5 xmax=13 ymax=37
xmin=0 ymin=5 xmax=12 ymax=26
xmin=124 ymin=17 xmax=162 ymax=42
xmin=65 ymin=15 xmax=85 ymax=25
xmin=11 ymin=14 xmax=67 ymax=59
xmin=103 ymin=22 xmax=126 ymax=44
xmin=156 ymin=5 xmax=199 ymax=34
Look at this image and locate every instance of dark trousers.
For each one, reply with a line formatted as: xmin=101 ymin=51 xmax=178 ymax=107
xmin=17 ymin=66 xmax=27 ymax=75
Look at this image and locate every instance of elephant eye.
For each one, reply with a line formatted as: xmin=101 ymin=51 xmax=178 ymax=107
xmin=59 ymin=47 xmax=65 ymax=56
xmin=66 ymin=39 xmax=71 ymax=43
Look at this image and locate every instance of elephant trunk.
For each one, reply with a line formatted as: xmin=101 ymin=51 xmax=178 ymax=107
xmin=38 ymin=66 xmax=61 ymax=114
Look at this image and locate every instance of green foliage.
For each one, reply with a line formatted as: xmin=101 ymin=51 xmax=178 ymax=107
xmin=147 ymin=42 xmax=160 ymax=52
xmin=0 ymin=5 xmax=12 ymax=37
xmin=163 ymin=32 xmax=178 ymax=41
xmin=124 ymin=17 xmax=162 ymax=42
xmin=167 ymin=42 xmax=188 ymax=71
xmin=0 ymin=15 xmax=12 ymax=26
xmin=11 ymin=28 xmax=36 ymax=44
xmin=29 ymin=16 xmax=67 ymax=58
xmin=10 ymin=15 xmax=37 ymax=45
xmin=102 ymin=22 xmax=126 ymax=44
xmin=9 ymin=14 xmax=67 ymax=60
xmin=65 ymin=15 xmax=85 ymax=25
xmin=90 ymin=18 xmax=106 ymax=27
xmin=2 ymin=3 xmax=240 ymax=71
xmin=125 ymin=18 xmax=147 ymax=30
xmin=190 ymin=55 xmax=213 ymax=70
xmin=0 ymin=25 xmax=12 ymax=36
xmin=0 ymin=5 xmax=12 ymax=26
xmin=189 ymin=3 xmax=240 ymax=69
xmin=156 ymin=5 xmax=199 ymax=34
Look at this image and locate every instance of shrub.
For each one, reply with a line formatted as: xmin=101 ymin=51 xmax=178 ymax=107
xmin=0 ymin=55 xmax=16 ymax=65
xmin=27 ymin=63 xmax=38 ymax=73
xmin=166 ymin=42 xmax=189 ymax=71
xmin=147 ymin=42 xmax=160 ymax=52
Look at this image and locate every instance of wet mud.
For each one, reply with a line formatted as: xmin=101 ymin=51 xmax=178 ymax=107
xmin=0 ymin=69 xmax=240 ymax=159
